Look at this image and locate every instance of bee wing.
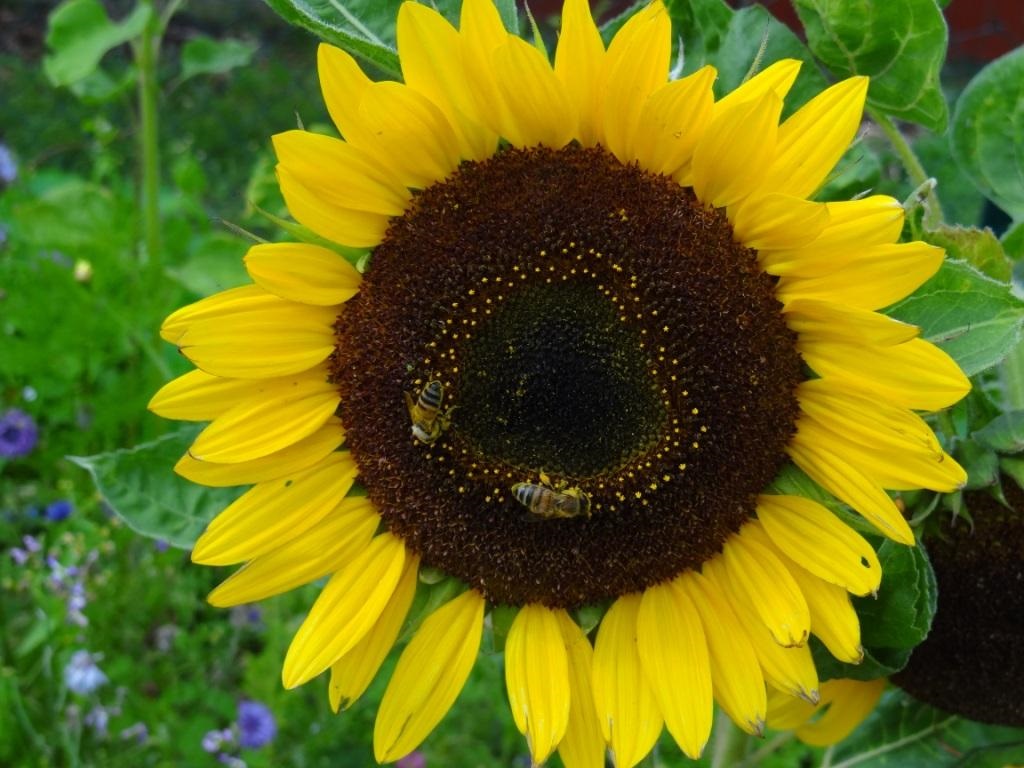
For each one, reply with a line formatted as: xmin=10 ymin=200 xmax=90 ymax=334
xmin=403 ymin=390 xmax=417 ymax=417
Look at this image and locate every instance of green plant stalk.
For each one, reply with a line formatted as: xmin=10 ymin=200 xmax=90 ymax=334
xmin=136 ymin=0 xmax=162 ymax=277
xmin=711 ymin=710 xmax=750 ymax=768
xmin=867 ymin=107 xmax=943 ymax=228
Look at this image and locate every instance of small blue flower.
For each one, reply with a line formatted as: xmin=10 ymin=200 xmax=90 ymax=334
xmin=64 ymin=650 xmax=107 ymax=695
xmin=0 ymin=143 xmax=16 ymax=185
xmin=45 ymin=499 xmax=74 ymax=522
xmin=236 ymin=700 xmax=276 ymax=750
xmin=0 ymin=409 xmax=38 ymax=458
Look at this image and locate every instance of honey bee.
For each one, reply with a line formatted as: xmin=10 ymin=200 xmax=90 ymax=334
xmin=512 ymin=472 xmax=592 ymax=520
xmin=404 ymin=380 xmax=455 ymax=445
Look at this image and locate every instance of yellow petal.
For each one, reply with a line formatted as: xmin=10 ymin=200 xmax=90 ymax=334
xmin=600 ymin=0 xmax=671 ymax=162
xmin=759 ymin=76 xmax=869 ymax=199
xmin=776 ymin=241 xmax=944 ymax=310
xmin=459 ymin=0 xmax=513 ymax=137
xmin=160 ymin=284 xmax=269 ymax=343
xmin=208 ymin=496 xmax=379 ymax=607
xmin=798 ymin=337 xmax=971 ymax=411
xmin=766 ymin=687 xmax=817 ymax=730
xmin=277 ymin=164 xmax=391 ymax=249
xmin=555 ymin=612 xmax=606 ymax=768
xmin=787 ymin=440 xmax=915 ymax=545
xmin=592 ymin=594 xmax=664 ymax=768
xmin=731 ymin=194 xmax=830 ymax=251
xmin=692 ymin=91 xmax=782 ymax=208
xmin=794 ymin=415 xmax=966 ymax=492
xmin=712 ymin=58 xmax=802 ymax=115
xmin=744 ymin=522 xmax=864 ymax=664
xmin=492 ymin=35 xmax=575 ymax=149
xmin=756 ymin=494 xmax=881 ymax=597
xmin=317 ymin=43 xmax=373 ymax=141
xmin=148 ymin=369 xmax=264 ymax=421
xmin=796 ymin=678 xmax=885 ymax=746
xmin=189 ymin=374 xmax=338 ymax=463
xmin=705 ymin=558 xmax=819 ymax=703
xmin=374 ymin=590 xmax=486 ymax=763
xmin=270 ymin=131 xmax=409 ymax=215
xmin=176 ymin=417 xmax=344 ymax=487
xmin=784 ymin=299 xmax=920 ymax=346
xmin=176 ymin=294 xmax=338 ymax=379
xmin=191 ymin=452 xmax=358 ymax=566
xmin=396 ymin=2 xmax=497 ymax=160
xmin=244 ymin=242 xmax=362 ymax=306
xmin=356 ymin=81 xmax=462 ymax=188
xmin=329 ymin=551 xmax=421 ymax=712
xmin=680 ymin=570 xmax=766 ymax=736
xmin=505 ymin=604 xmax=571 ymax=764
xmin=552 ymin=0 xmax=605 ymax=147
xmin=637 ymin=581 xmax=713 ymax=759
xmin=632 ymin=66 xmax=717 ymax=176
xmin=760 ymin=195 xmax=906 ymax=274
xmin=722 ymin=527 xmax=810 ymax=647
xmin=283 ymin=532 xmax=407 ymax=688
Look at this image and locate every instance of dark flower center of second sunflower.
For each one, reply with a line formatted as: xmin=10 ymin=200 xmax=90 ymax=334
xmin=331 ymin=144 xmax=803 ymax=607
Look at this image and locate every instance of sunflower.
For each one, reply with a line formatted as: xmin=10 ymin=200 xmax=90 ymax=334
xmin=150 ymin=0 xmax=971 ymax=765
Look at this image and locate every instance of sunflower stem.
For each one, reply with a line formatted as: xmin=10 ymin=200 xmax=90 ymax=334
xmin=867 ymin=108 xmax=943 ymax=229
xmin=711 ymin=710 xmax=750 ymax=768
xmin=135 ymin=0 xmax=162 ymax=281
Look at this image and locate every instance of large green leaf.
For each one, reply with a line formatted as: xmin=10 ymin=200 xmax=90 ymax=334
xmin=793 ymin=0 xmax=948 ymax=132
xmin=43 ymin=0 xmax=152 ymax=87
xmin=888 ymin=259 xmax=1024 ymax=377
xmin=179 ymin=36 xmax=258 ymax=83
xmin=829 ymin=690 xmax=1024 ymax=768
xmin=662 ymin=0 xmax=733 ymax=73
xmin=815 ymin=539 xmax=937 ymax=682
xmin=261 ymin=0 xmax=518 ymax=79
xmin=69 ymin=428 xmax=243 ymax=549
xmin=713 ymin=5 xmax=826 ymax=115
xmin=950 ymin=46 xmax=1024 ymax=220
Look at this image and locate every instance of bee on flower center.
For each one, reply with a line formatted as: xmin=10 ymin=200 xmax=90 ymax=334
xmin=512 ymin=472 xmax=592 ymax=520
xmin=404 ymin=380 xmax=455 ymax=445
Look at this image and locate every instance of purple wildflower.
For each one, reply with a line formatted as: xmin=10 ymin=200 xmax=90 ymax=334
xmin=236 ymin=700 xmax=276 ymax=749
xmin=22 ymin=534 xmax=41 ymax=553
xmin=0 ymin=409 xmax=38 ymax=458
xmin=0 ymin=143 xmax=16 ymax=185
xmin=9 ymin=547 xmax=29 ymax=565
xmin=45 ymin=499 xmax=74 ymax=522
xmin=397 ymin=752 xmax=427 ymax=768
xmin=120 ymin=722 xmax=149 ymax=744
xmin=84 ymin=705 xmax=110 ymax=737
xmin=202 ymin=728 xmax=235 ymax=753
xmin=64 ymin=650 xmax=107 ymax=695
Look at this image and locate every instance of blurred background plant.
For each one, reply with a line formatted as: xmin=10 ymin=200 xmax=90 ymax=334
xmin=1 ymin=0 xmax=1023 ymax=766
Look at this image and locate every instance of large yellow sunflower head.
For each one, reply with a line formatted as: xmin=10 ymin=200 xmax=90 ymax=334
xmin=150 ymin=0 xmax=971 ymax=764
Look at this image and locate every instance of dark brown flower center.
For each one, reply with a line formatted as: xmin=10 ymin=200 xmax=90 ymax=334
xmin=331 ymin=144 xmax=802 ymax=607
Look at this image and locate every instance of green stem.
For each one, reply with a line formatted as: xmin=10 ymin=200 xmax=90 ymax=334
xmin=867 ymin=107 xmax=943 ymax=228
xmin=136 ymin=0 xmax=162 ymax=279
xmin=711 ymin=710 xmax=750 ymax=768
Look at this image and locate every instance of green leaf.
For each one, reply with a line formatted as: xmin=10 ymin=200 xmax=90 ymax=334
xmin=973 ymin=411 xmax=1024 ymax=454
xmin=816 ymin=539 xmax=937 ymax=681
xmin=68 ymin=428 xmax=243 ymax=549
xmin=887 ymin=259 xmax=1024 ymax=377
xmin=923 ymin=225 xmax=1012 ymax=282
xmin=830 ymin=690 xmax=1024 ymax=768
xmin=950 ymin=47 xmax=1024 ymax=220
xmin=662 ymin=0 xmax=734 ymax=73
xmin=713 ymin=5 xmax=827 ymax=115
xmin=261 ymin=0 xmax=518 ymax=80
xmin=179 ymin=36 xmax=258 ymax=83
xmin=793 ymin=0 xmax=949 ymax=132
xmin=43 ymin=0 xmax=152 ymax=87
xmin=1003 ymin=220 xmax=1024 ymax=260
xmin=956 ymin=439 xmax=1000 ymax=490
